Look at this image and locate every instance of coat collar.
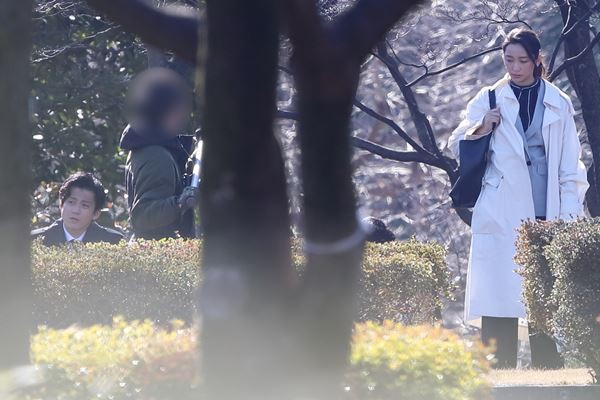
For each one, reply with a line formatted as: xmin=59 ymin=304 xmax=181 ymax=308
xmin=540 ymin=79 xmax=563 ymax=129
xmin=494 ymin=76 xmax=563 ymax=128
xmin=491 ymin=76 xmax=564 ymax=156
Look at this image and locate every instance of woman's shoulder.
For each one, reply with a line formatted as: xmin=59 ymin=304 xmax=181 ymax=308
xmin=542 ymin=79 xmax=576 ymax=114
xmin=472 ymin=77 xmax=510 ymax=98
xmin=467 ymin=77 xmax=509 ymax=108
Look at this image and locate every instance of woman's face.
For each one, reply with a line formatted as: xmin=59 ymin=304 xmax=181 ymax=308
xmin=503 ymin=43 xmax=539 ymax=86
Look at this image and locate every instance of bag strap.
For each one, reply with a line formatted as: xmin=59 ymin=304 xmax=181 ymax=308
xmin=488 ymin=89 xmax=496 ymax=131
xmin=488 ymin=89 xmax=496 ymax=109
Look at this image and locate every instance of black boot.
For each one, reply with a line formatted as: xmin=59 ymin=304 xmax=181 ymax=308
xmin=481 ymin=316 xmax=518 ymax=369
xmin=529 ymin=327 xmax=564 ymax=369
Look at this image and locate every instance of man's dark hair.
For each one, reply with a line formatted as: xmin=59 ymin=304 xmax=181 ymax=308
xmin=59 ymin=172 xmax=107 ymax=212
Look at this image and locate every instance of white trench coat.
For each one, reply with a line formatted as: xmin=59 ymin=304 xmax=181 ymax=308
xmin=448 ymin=77 xmax=588 ymax=321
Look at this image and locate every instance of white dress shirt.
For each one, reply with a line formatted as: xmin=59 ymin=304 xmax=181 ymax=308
xmin=63 ymin=224 xmax=87 ymax=242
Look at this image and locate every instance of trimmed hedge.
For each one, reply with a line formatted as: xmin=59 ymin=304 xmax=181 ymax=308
xmin=26 ymin=319 xmax=490 ymax=400
xmin=32 ymin=239 xmax=202 ymax=326
xmin=345 ymin=321 xmax=491 ymax=400
xmin=29 ymin=317 xmax=199 ymax=400
xmin=515 ymin=219 xmax=600 ymax=381
xmin=514 ymin=220 xmax=566 ymax=333
xmin=357 ymin=239 xmax=452 ymax=324
xmin=33 ymin=238 xmax=451 ymax=327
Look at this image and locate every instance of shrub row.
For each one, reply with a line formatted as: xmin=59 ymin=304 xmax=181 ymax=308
xmin=515 ymin=218 xmax=600 ymax=381
xmin=29 ymin=317 xmax=198 ymax=400
xmin=26 ymin=318 xmax=490 ymax=400
xmin=356 ymin=239 xmax=451 ymax=324
xmin=33 ymin=238 xmax=451 ymax=327
xmin=32 ymin=239 xmax=201 ymax=327
xmin=346 ymin=321 xmax=490 ymax=400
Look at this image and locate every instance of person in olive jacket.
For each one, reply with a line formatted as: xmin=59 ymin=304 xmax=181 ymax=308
xmin=121 ymin=68 xmax=197 ymax=240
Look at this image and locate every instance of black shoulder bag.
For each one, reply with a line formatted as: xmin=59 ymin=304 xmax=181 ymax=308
xmin=449 ymin=89 xmax=496 ymax=209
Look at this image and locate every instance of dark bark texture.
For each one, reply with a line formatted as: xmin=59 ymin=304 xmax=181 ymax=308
xmin=85 ymin=0 xmax=200 ymax=64
xmin=199 ymin=0 xmax=296 ymax=398
xmin=0 ymin=0 xmax=34 ymax=369
xmin=557 ymin=1 xmax=600 ymax=216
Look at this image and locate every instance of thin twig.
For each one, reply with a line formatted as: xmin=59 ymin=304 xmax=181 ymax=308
xmin=32 ymin=26 xmax=116 ymax=63
xmin=548 ymin=1 xmax=600 ymax=73
xmin=351 ymin=136 xmax=448 ymax=168
xmin=374 ymin=42 xmax=451 ymax=171
xmin=353 ymin=100 xmax=429 ymax=156
xmin=408 ymin=46 xmax=502 ymax=87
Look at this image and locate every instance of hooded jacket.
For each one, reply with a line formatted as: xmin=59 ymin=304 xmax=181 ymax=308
xmin=120 ymin=125 xmax=194 ymax=240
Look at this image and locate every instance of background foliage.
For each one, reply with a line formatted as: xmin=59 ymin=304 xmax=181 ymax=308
xmin=31 ymin=1 xmax=146 ymax=226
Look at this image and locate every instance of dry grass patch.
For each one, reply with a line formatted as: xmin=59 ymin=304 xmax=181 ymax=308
xmin=488 ymin=368 xmax=594 ymax=386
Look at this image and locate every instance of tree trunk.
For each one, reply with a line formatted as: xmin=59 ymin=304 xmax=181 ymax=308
xmin=557 ymin=2 xmax=600 ymax=216
xmin=199 ymin=0 xmax=296 ymax=398
xmin=291 ymin=42 xmax=365 ymax=398
xmin=0 ymin=0 xmax=34 ymax=369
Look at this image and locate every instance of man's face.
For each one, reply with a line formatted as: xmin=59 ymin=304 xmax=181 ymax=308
xmin=60 ymin=187 xmax=100 ymax=236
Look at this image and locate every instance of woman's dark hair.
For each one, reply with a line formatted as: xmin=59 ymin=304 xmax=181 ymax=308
xmin=59 ymin=172 xmax=107 ymax=212
xmin=502 ymin=28 xmax=546 ymax=78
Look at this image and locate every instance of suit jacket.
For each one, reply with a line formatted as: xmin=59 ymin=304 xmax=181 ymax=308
xmin=31 ymin=219 xmax=124 ymax=246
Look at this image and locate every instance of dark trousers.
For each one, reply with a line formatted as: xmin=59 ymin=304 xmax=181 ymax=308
xmin=481 ymin=316 xmax=564 ymax=369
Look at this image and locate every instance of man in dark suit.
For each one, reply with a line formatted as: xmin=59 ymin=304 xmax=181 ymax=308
xmin=31 ymin=172 xmax=124 ymax=246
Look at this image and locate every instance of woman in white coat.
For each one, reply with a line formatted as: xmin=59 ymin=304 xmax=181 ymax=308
xmin=448 ymin=28 xmax=588 ymax=369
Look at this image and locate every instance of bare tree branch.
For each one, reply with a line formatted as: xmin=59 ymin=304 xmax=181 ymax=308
xmin=277 ymin=108 xmax=454 ymax=171
xmin=371 ymin=49 xmax=427 ymax=71
xmin=374 ymin=42 xmax=452 ymax=172
xmin=549 ymin=29 xmax=600 ymax=81
xmin=84 ymin=0 xmax=200 ymax=63
xmin=437 ymin=0 xmax=532 ymax=31
xmin=32 ymin=26 xmax=117 ymax=63
xmin=351 ymin=136 xmax=448 ymax=168
xmin=353 ymin=99 xmax=429 ymax=156
xmin=548 ymin=3 xmax=573 ymax=73
xmin=276 ymin=109 xmax=299 ymax=121
xmin=408 ymin=46 xmax=502 ymax=87
xmin=548 ymin=1 xmax=600 ymax=73
xmin=334 ymin=0 xmax=425 ymax=60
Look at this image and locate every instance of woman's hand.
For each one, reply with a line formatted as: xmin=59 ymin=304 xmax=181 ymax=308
xmin=473 ymin=108 xmax=501 ymax=135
